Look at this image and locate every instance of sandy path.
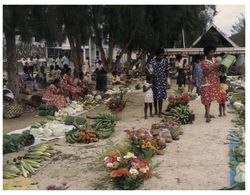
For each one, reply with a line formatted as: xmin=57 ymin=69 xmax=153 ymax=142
xmin=3 ymin=86 xmax=233 ymax=190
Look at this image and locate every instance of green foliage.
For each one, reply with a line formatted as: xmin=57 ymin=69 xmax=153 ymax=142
xmin=112 ymin=175 xmax=144 ymax=190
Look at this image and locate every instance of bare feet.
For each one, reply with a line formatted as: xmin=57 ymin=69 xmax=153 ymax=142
xmin=206 ymin=117 xmax=211 ymax=123
xmin=144 ymin=116 xmax=147 ymax=119
xmin=219 ymin=114 xmax=222 ymax=117
xmin=223 ymin=113 xmax=226 ymax=116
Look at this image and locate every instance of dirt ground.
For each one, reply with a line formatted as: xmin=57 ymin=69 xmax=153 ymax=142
xmin=3 ymin=84 xmax=234 ymax=190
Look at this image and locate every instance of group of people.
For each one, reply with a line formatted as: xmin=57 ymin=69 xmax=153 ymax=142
xmin=143 ymin=46 xmax=228 ymax=123
xmin=19 ymin=53 xmax=88 ymax=110
xmin=42 ymin=64 xmax=88 ymax=109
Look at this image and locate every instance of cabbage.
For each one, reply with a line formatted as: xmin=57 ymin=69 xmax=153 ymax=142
xmin=43 ymin=127 xmax=53 ymax=137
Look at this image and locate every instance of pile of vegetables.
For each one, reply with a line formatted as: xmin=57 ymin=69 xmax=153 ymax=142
xmin=55 ymin=101 xmax=84 ymax=117
xmin=29 ymin=120 xmax=73 ymax=137
xmin=65 ymin=125 xmax=98 ymax=144
xmin=80 ymin=95 xmax=102 ymax=110
xmin=3 ymin=131 xmax=35 ymax=155
xmin=64 ymin=115 xmax=86 ymax=126
xmin=3 ymin=142 xmax=57 ymax=179
xmin=162 ymin=104 xmax=195 ymax=125
xmin=89 ymin=112 xmax=117 ymax=139
xmin=160 ymin=118 xmax=184 ymax=140
xmin=106 ymin=91 xmax=126 ymax=112
xmin=38 ymin=104 xmax=56 ymax=116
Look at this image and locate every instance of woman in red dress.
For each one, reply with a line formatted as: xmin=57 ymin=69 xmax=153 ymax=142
xmin=73 ymin=71 xmax=88 ymax=96
xmin=62 ymin=68 xmax=82 ymax=100
xmin=42 ymin=79 xmax=67 ymax=109
xmin=200 ymin=45 xmax=221 ymax=123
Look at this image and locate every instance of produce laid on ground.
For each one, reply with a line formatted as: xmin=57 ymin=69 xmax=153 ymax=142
xmin=3 ymin=131 xmax=35 ymax=155
xmin=103 ymin=152 xmax=153 ymax=190
xmin=55 ymin=101 xmax=84 ymax=117
xmin=162 ymin=104 xmax=195 ymax=125
xmin=124 ymin=128 xmax=158 ymax=159
xmin=64 ymin=115 xmax=86 ymax=126
xmin=167 ymin=93 xmax=190 ymax=110
xmin=227 ymin=88 xmax=245 ymax=190
xmin=65 ymin=124 xmax=98 ymax=144
xmin=29 ymin=120 xmax=74 ymax=137
xmin=88 ymin=112 xmax=117 ymax=139
xmin=38 ymin=104 xmax=56 ymax=116
xmin=106 ymin=91 xmax=126 ymax=112
xmin=80 ymin=94 xmax=103 ymax=110
xmin=3 ymin=142 xmax=57 ymax=179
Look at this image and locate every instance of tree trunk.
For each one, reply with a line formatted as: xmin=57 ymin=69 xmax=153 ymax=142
xmin=6 ymin=30 xmax=20 ymax=102
xmin=125 ymin=47 xmax=132 ymax=68
xmin=67 ymin=35 xmax=83 ymax=75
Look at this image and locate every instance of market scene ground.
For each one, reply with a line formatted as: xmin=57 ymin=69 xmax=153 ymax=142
xmin=3 ymin=5 xmax=245 ymax=191
xmin=3 ymin=80 xmax=243 ymax=190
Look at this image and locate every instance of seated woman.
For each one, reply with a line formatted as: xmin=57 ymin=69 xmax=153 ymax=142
xmin=48 ymin=65 xmax=56 ymax=84
xmin=42 ymin=79 xmax=67 ymax=109
xmin=3 ymin=88 xmax=24 ymax=119
xmin=62 ymin=68 xmax=82 ymax=100
xmin=19 ymin=66 xmax=37 ymax=93
xmin=74 ymin=71 xmax=88 ymax=96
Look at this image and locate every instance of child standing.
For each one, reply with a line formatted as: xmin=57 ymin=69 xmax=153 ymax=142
xmin=218 ymin=75 xmax=228 ymax=116
xmin=143 ymin=75 xmax=154 ymax=119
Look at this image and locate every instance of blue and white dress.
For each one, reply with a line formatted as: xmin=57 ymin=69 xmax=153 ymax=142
xmin=148 ymin=58 xmax=168 ymax=100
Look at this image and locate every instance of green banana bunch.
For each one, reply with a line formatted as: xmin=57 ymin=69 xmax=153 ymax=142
xmin=3 ymin=163 xmax=20 ymax=179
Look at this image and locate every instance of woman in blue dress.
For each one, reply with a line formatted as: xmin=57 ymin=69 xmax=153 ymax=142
xmin=193 ymin=55 xmax=203 ymax=95
xmin=147 ymin=48 xmax=168 ymax=117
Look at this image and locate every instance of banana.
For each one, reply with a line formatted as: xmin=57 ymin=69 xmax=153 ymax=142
xmin=23 ymin=159 xmax=41 ymax=168
xmin=24 ymin=154 xmax=43 ymax=160
xmin=46 ymin=149 xmax=57 ymax=155
xmin=3 ymin=171 xmax=18 ymax=179
xmin=4 ymin=164 xmax=20 ymax=174
xmin=41 ymin=156 xmax=51 ymax=161
xmin=21 ymin=160 xmax=36 ymax=174
xmin=27 ymin=151 xmax=44 ymax=156
xmin=20 ymin=164 xmax=29 ymax=178
xmin=42 ymin=152 xmax=51 ymax=157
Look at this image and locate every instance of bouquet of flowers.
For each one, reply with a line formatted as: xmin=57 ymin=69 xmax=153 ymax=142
xmin=106 ymin=91 xmax=126 ymax=112
xmin=104 ymin=152 xmax=152 ymax=190
xmin=167 ymin=93 xmax=190 ymax=110
xmin=124 ymin=128 xmax=157 ymax=160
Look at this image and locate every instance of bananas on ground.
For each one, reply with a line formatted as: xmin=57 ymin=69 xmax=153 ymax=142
xmin=91 ymin=112 xmax=117 ymax=139
xmin=3 ymin=163 xmax=20 ymax=179
xmin=162 ymin=105 xmax=194 ymax=125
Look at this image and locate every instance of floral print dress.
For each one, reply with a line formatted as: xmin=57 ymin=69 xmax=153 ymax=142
xmin=200 ymin=59 xmax=220 ymax=105
xmin=62 ymin=74 xmax=82 ymax=100
xmin=42 ymin=84 xmax=67 ymax=109
xmin=148 ymin=58 xmax=168 ymax=100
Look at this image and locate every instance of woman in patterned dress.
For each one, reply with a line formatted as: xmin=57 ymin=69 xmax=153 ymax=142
xmin=200 ymin=45 xmax=221 ymax=123
xmin=148 ymin=48 xmax=168 ymax=117
xmin=42 ymin=79 xmax=67 ymax=109
xmin=62 ymin=68 xmax=82 ymax=100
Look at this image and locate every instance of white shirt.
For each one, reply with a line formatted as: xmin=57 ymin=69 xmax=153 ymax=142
xmin=62 ymin=56 xmax=70 ymax=65
xmin=143 ymin=81 xmax=153 ymax=98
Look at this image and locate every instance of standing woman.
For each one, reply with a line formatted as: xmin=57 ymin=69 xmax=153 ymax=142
xmin=148 ymin=48 xmax=168 ymax=117
xmin=193 ymin=55 xmax=202 ymax=95
xmin=200 ymin=45 xmax=221 ymax=123
xmin=175 ymin=54 xmax=184 ymax=88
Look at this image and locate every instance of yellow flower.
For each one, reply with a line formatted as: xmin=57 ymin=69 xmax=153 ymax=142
xmin=123 ymin=152 xmax=136 ymax=159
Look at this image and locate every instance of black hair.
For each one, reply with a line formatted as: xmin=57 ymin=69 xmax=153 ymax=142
xmin=67 ymin=67 xmax=72 ymax=74
xmin=193 ymin=55 xmax=201 ymax=63
xmin=220 ymin=75 xmax=227 ymax=83
xmin=146 ymin=74 xmax=152 ymax=82
xmin=50 ymin=65 xmax=55 ymax=71
xmin=203 ymin=45 xmax=216 ymax=56
xmin=55 ymin=65 xmax=60 ymax=70
xmin=155 ymin=48 xmax=165 ymax=56
xmin=176 ymin=54 xmax=182 ymax=61
xmin=53 ymin=78 xmax=60 ymax=85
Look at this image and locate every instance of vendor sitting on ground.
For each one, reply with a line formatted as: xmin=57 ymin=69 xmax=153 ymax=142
xmin=42 ymin=79 xmax=67 ymax=109
xmin=19 ymin=66 xmax=38 ymax=93
xmin=3 ymin=88 xmax=24 ymax=119
xmin=48 ymin=65 xmax=57 ymax=84
xmin=111 ymin=71 xmax=126 ymax=85
xmin=74 ymin=71 xmax=88 ymax=96
xmin=62 ymin=68 xmax=82 ymax=100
